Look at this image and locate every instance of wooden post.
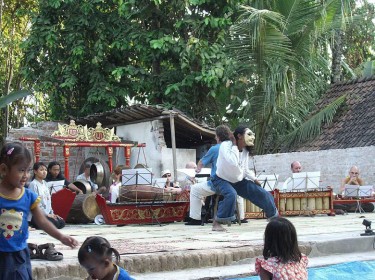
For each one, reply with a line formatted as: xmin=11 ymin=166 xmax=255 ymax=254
xmin=34 ymin=140 xmax=41 ymax=162
xmin=124 ymin=146 xmax=131 ymax=168
xmin=63 ymin=146 xmax=70 ymax=180
xmin=169 ymin=112 xmax=177 ymax=182
xmin=106 ymin=146 xmax=113 ymax=172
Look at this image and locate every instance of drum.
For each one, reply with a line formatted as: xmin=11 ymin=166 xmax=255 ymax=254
xmin=66 ymin=194 xmax=100 ymax=224
xmin=73 ymin=180 xmax=92 ymax=194
xmin=119 ymin=185 xmax=165 ymax=202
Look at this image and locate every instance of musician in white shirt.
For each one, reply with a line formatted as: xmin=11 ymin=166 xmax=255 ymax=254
xmin=282 ymin=161 xmax=302 ymax=191
xmin=212 ymin=126 xmax=278 ymax=231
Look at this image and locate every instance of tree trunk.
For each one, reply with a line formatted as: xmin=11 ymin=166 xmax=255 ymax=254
xmin=2 ymin=22 xmax=15 ymax=140
xmin=331 ymin=29 xmax=344 ymax=84
xmin=0 ymin=0 xmax=3 ymax=38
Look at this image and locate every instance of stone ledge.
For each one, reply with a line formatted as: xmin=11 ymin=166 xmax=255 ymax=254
xmin=32 ymin=246 xmax=264 ymax=279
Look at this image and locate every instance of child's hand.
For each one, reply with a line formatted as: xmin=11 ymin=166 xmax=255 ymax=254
xmin=60 ymin=235 xmax=79 ymax=248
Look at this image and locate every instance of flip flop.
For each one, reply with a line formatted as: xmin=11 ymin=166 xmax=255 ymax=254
xmin=28 ymin=243 xmax=40 ymax=259
xmin=38 ymin=243 xmax=63 ymax=261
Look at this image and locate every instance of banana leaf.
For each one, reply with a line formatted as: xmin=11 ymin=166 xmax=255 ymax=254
xmin=0 ymin=90 xmax=32 ymax=109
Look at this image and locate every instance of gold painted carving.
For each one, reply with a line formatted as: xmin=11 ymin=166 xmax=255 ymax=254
xmin=51 ymin=120 xmax=120 ymax=142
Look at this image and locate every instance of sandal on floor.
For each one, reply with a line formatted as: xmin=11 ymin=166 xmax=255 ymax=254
xmin=28 ymin=243 xmax=40 ymax=259
xmin=38 ymin=243 xmax=63 ymax=261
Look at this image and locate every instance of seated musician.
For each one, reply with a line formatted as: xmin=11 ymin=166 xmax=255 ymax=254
xmin=282 ymin=161 xmax=302 ymax=191
xmin=338 ymin=166 xmax=364 ymax=195
xmin=336 ymin=166 xmax=374 ymax=212
xmin=109 ymin=165 xmax=124 ymax=203
xmin=76 ymin=163 xmax=106 ymax=194
xmin=46 ymin=161 xmax=83 ymax=194
xmin=186 ymin=125 xmax=248 ymax=226
xmin=161 ymin=169 xmax=182 ymax=195
xmin=178 ymin=161 xmax=198 ymax=191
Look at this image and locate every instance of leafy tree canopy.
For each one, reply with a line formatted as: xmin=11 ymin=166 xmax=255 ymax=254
xmin=0 ymin=0 xmax=40 ymax=140
xmin=19 ymin=0 xmax=375 ymax=153
xmin=22 ymin=0 xmax=248 ymax=123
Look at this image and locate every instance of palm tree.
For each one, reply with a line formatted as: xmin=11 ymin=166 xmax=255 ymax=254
xmin=227 ymin=0 xmax=352 ymax=154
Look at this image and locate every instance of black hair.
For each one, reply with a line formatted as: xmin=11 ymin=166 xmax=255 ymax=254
xmin=31 ymin=162 xmax=47 ymax=180
xmin=78 ymin=236 xmax=120 ymax=265
xmin=84 ymin=163 xmax=91 ymax=169
xmin=263 ymin=217 xmax=302 ymax=263
xmin=46 ymin=161 xmax=65 ymax=180
xmin=233 ymin=125 xmax=255 ymax=154
xmin=215 ymin=125 xmax=232 ymax=142
xmin=33 ymin=161 xmax=47 ymax=171
xmin=0 ymin=142 xmax=32 ymax=167
xmin=47 ymin=161 xmax=61 ymax=171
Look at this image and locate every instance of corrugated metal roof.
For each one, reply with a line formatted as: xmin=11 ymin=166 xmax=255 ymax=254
xmin=72 ymin=104 xmax=216 ymax=148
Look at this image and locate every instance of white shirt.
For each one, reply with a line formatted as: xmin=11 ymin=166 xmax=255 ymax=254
xmin=110 ymin=182 xmax=121 ymax=203
xmin=28 ymin=179 xmax=53 ymax=217
xmin=216 ymin=140 xmax=256 ymax=183
xmin=76 ymin=173 xmax=98 ymax=191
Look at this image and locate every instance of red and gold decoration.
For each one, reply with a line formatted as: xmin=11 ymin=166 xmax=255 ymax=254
xmin=95 ymin=194 xmax=189 ymax=225
xmin=52 ymin=120 xmax=121 ymax=142
xmin=20 ymin=120 xmax=137 ymax=178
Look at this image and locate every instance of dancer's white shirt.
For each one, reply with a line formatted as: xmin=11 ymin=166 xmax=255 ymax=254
xmin=216 ymin=140 xmax=256 ymax=183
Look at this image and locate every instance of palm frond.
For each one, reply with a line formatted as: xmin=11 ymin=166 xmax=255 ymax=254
xmin=229 ymin=6 xmax=294 ymax=66
xmin=280 ymin=94 xmax=346 ymax=148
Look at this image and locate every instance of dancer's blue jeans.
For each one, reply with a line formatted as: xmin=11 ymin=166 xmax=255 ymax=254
xmin=211 ymin=175 xmax=237 ymax=223
xmin=212 ymin=175 xmax=278 ymax=222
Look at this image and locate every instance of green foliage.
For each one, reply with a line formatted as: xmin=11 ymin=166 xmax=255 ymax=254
xmin=0 ymin=0 xmax=39 ymax=140
xmin=22 ymin=0 xmax=246 ymax=122
xmin=281 ymin=95 xmax=347 ymax=149
xmin=17 ymin=0 xmax=374 ymax=154
xmin=343 ymin=1 xmax=375 ymax=78
xmin=227 ymin=0 xmax=353 ymax=153
xmin=0 ymin=90 xmax=32 ymax=109
xmin=361 ymin=61 xmax=375 ymax=77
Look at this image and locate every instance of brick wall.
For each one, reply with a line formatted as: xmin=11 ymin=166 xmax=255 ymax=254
xmin=253 ymin=146 xmax=375 ymax=193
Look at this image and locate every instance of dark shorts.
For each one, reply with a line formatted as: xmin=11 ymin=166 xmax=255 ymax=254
xmin=0 ymin=248 xmax=32 ymax=280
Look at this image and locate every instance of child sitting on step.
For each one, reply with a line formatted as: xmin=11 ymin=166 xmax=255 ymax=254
xmin=255 ymin=217 xmax=308 ymax=280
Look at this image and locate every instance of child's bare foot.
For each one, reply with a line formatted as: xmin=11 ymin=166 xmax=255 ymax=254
xmin=212 ymin=220 xmax=226 ymax=232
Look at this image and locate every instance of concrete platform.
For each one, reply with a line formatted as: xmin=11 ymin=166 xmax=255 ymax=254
xmin=29 ymin=212 xmax=375 ymax=279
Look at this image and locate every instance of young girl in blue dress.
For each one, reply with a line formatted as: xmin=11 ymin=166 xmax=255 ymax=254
xmin=0 ymin=142 xmax=78 ymax=279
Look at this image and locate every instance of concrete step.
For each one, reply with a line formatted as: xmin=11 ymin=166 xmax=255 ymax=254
xmin=29 ymin=213 xmax=375 ymax=279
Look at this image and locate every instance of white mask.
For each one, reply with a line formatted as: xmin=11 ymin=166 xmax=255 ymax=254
xmin=244 ymin=129 xmax=255 ymax=146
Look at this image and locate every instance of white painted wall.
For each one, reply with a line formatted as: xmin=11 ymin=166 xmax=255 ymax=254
xmin=253 ymin=146 xmax=375 ymax=193
xmin=116 ymin=121 xmax=196 ymax=179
